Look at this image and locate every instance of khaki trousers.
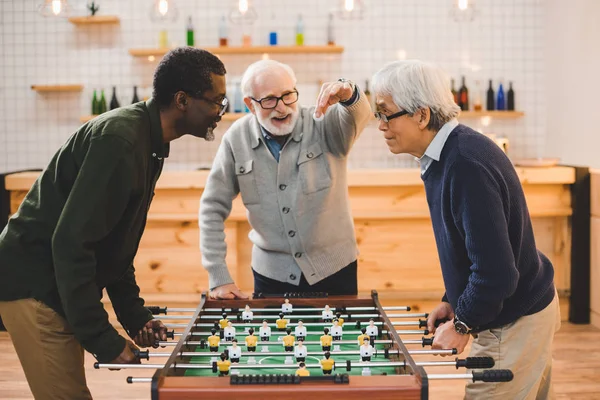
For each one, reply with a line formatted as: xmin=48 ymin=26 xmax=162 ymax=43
xmin=0 ymin=298 xmax=92 ymax=400
xmin=465 ymin=292 xmax=561 ymax=400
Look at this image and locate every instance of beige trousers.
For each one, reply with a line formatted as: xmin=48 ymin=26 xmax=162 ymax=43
xmin=465 ymin=292 xmax=561 ymax=400
xmin=0 ymin=298 xmax=92 ymax=400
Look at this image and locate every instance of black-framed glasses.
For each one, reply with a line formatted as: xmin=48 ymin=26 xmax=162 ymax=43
xmin=250 ymin=90 xmax=299 ymax=110
xmin=198 ymin=96 xmax=228 ymax=116
xmin=374 ymin=109 xmax=410 ymax=123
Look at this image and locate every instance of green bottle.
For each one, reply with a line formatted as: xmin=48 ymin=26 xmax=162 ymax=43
xmin=92 ymin=90 xmax=98 ymax=115
xmin=99 ymin=90 xmax=107 ymax=114
xmin=295 ymin=14 xmax=304 ymax=45
xmin=186 ymin=16 xmax=194 ymax=46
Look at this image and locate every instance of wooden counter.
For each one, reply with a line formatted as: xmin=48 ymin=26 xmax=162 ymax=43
xmin=6 ymin=167 xmax=575 ymax=316
xmin=591 ymin=169 xmax=600 ymax=328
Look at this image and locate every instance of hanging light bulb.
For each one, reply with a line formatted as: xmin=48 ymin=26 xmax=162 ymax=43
xmin=338 ymin=0 xmax=365 ymax=20
xmin=451 ymin=0 xmax=477 ymax=22
xmin=229 ymin=0 xmax=257 ymax=25
xmin=38 ymin=0 xmax=72 ymax=17
xmin=150 ymin=0 xmax=178 ymax=22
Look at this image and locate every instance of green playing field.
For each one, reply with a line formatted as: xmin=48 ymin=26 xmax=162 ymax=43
xmin=184 ymin=323 xmax=403 ymax=377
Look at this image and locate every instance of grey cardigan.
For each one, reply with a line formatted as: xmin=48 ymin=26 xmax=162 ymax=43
xmin=199 ymin=91 xmax=372 ymax=289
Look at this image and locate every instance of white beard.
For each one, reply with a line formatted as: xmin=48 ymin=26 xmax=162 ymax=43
xmin=256 ymin=108 xmax=300 ymax=136
xmin=205 ymin=127 xmax=215 ymax=141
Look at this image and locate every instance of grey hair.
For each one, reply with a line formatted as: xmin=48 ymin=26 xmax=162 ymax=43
xmin=241 ymin=59 xmax=297 ymax=98
xmin=372 ymin=60 xmax=460 ymax=131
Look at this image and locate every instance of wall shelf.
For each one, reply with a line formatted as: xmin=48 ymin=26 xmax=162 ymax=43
xmin=68 ymin=15 xmax=120 ymax=25
xmin=31 ymin=85 xmax=83 ymax=92
xmin=80 ymin=115 xmax=96 ymax=122
xmin=81 ymin=113 xmax=246 ymax=123
xmin=460 ymin=111 xmax=525 ymax=119
xmin=129 ymin=45 xmax=344 ymax=58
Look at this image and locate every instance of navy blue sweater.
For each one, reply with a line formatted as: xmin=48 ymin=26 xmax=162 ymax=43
xmin=422 ymin=124 xmax=555 ymax=332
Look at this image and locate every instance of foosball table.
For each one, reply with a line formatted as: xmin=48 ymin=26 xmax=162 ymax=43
xmin=95 ymin=291 xmax=513 ymax=399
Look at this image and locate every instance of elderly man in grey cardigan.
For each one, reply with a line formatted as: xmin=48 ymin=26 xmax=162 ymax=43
xmin=199 ymin=60 xmax=371 ymax=299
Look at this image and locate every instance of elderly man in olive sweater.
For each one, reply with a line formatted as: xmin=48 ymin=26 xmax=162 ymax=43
xmin=372 ymin=60 xmax=560 ymax=400
xmin=0 ymin=48 xmax=227 ymax=400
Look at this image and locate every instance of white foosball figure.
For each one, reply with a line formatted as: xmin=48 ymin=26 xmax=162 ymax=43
xmin=242 ymin=305 xmax=253 ymax=323
xmin=223 ymin=321 xmax=236 ymax=342
xmin=281 ymin=298 xmax=293 ymax=314
xmin=228 ymin=339 xmax=242 ymax=363
xmin=294 ymin=320 xmax=307 ymax=340
xmin=259 ymin=320 xmax=271 ymax=352
xmin=330 ymin=319 xmax=343 ymax=340
xmin=360 ymin=338 xmax=374 ymax=362
xmin=322 ymin=305 xmax=334 ymax=322
xmin=294 ymin=340 xmax=308 ymax=362
xmin=366 ymin=319 xmax=378 ymax=341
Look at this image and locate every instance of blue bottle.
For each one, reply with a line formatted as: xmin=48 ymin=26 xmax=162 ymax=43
xmin=269 ymin=13 xmax=278 ymax=45
xmin=496 ymin=82 xmax=505 ymax=111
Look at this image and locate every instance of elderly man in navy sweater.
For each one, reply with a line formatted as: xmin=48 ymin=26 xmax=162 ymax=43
xmin=372 ymin=60 xmax=560 ymax=399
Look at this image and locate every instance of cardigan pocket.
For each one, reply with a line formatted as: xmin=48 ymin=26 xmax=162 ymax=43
xmin=297 ymin=142 xmax=331 ymax=194
xmin=235 ymin=160 xmax=260 ymax=205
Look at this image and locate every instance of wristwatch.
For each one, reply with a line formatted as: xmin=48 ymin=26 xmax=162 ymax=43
xmin=453 ymin=315 xmax=472 ymax=335
xmin=337 ymin=78 xmax=356 ymax=102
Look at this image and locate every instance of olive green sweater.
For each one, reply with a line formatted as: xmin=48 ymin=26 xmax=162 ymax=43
xmin=0 ymin=99 xmax=168 ymax=362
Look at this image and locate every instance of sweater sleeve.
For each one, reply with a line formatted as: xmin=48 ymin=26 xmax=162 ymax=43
xmin=51 ymin=135 xmax=134 ymax=362
xmin=449 ymin=159 xmax=520 ymax=329
xmin=319 ymin=89 xmax=372 ymax=156
xmin=199 ymin=136 xmax=238 ymax=289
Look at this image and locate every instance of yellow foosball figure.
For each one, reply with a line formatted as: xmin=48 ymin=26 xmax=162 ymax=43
xmin=335 ymin=312 xmax=345 ymax=327
xmin=219 ymin=313 xmax=229 ymax=329
xmin=296 ymin=362 xmax=310 ymax=376
xmin=320 ymin=351 xmax=335 ymax=375
xmin=207 ymin=328 xmax=221 ymax=352
xmin=282 ymin=328 xmax=295 ymax=351
xmin=320 ymin=328 xmax=332 ymax=351
xmin=217 ymin=352 xmax=231 ymax=376
xmin=245 ymin=328 xmax=258 ymax=352
xmin=357 ymin=327 xmax=370 ymax=346
xmin=276 ymin=313 xmax=289 ymax=331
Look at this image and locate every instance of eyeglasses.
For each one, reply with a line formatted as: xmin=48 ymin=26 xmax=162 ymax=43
xmin=250 ymin=90 xmax=299 ymax=110
xmin=198 ymin=96 xmax=228 ymax=116
xmin=374 ymin=109 xmax=410 ymax=123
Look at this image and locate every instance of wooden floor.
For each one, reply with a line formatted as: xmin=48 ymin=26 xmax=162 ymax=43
xmin=1 ymin=321 xmax=599 ymax=399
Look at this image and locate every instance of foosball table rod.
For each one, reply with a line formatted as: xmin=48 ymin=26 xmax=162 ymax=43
xmin=171 ymin=329 xmax=429 ymax=336
xmin=138 ymin=348 xmax=457 ymax=358
xmin=164 ymin=320 xmax=428 ymax=330
xmin=148 ymin=306 xmax=412 ymax=315
xmin=155 ymin=337 xmax=435 ymax=347
xmin=157 ymin=313 xmax=428 ymax=321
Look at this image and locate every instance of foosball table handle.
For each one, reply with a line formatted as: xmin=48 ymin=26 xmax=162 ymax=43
xmin=472 ymin=369 xmax=514 ymax=382
xmin=165 ymin=330 xmax=175 ymax=340
xmin=147 ymin=306 xmax=167 ymax=315
xmin=422 ymin=337 xmax=434 ymax=347
xmin=133 ymin=349 xmax=150 ymax=360
xmin=456 ymin=357 xmax=495 ymax=369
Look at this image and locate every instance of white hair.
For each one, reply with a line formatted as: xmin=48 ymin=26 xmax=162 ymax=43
xmin=241 ymin=59 xmax=297 ymax=98
xmin=372 ymin=60 xmax=460 ymax=131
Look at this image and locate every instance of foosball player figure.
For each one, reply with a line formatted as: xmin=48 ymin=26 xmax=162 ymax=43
xmin=294 ymin=319 xmax=307 ymax=341
xmin=208 ymin=328 xmax=221 ymax=352
xmin=296 ymin=362 xmax=310 ymax=377
xmin=228 ymin=339 xmax=242 ymax=363
xmin=219 ymin=313 xmax=229 ymax=329
xmin=320 ymin=327 xmax=332 ymax=351
xmin=245 ymin=328 xmax=258 ymax=352
xmin=366 ymin=318 xmax=378 ymax=344
xmin=223 ymin=320 xmax=236 ymax=342
xmin=335 ymin=312 xmax=345 ymax=327
xmin=357 ymin=327 xmax=369 ymax=346
xmin=320 ymin=352 xmax=335 ymax=375
xmin=360 ymin=337 xmax=374 ymax=362
xmin=259 ymin=320 xmax=271 ymax=342
xmin=276 ymin=313 xmax=289 ymax=331
xmin=294 ymin=338 xmax=307 ymax=362
xmin=217 ymin=352 xmax=231 ymax=376
xmin=242 ymin=305 xmax=253 ymax=323
xmin=282 ymin=328 xmax=295 ymax=351
xmin=322 ymin=305 xmax=333 ymax=322
xmin=330 ymin=318 xmax=343 ymax=341
xmin=281 ymin=298 xmax=293 ymax=314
